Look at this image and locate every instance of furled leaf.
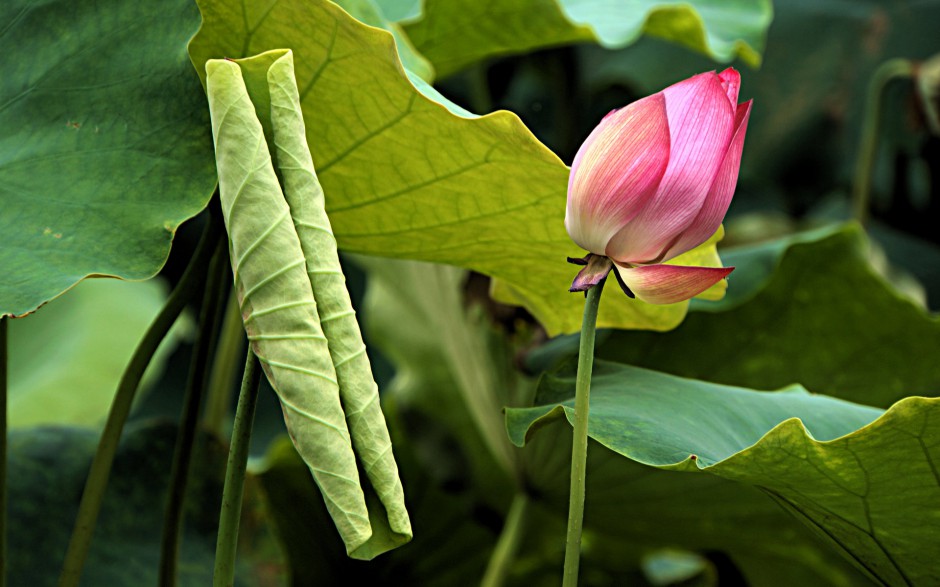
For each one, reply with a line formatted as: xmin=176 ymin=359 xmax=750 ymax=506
xmin=205 ymin=58 xmax=373 ymax=557
xmin=266 ymin=50 xmax=411 ymax=548
xmin=404 ymin=0 xmax=773 ymax=78
xmin=508 ymin=362 xmax=940 ymax=585
xmin=8 ymin=278 xmax=180 ymax=428
xmin=9 ymin=422 xmax=285 ymax=585
xmin=189 ymin=0 xmax=726 ymax=335
xmin=0 ymin=0 xmax=216 ymax=318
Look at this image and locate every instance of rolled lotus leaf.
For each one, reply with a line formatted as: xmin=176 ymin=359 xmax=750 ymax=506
xmin=205 ymin=59 xmax=371 ymax=554
xmin=266 ymin=50 xmax=412 ymax=549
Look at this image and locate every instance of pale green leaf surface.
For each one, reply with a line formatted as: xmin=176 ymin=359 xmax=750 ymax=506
xmin=374 ymin=0 xmax=422 ymax=23
xmin=265 ymin=50 xmax=411 ymax=549
xmin=206 ymin=59 xmax=372 ymax=557
xmin=404 ymin=0 xmax=773 ymax=78
xmin=189 ymin=0 xmax=723 ymax=335
xmin=508 ymin=363 xmax=939 ymax=585
xmin=8 ymin=278 xmax=179 ymax=428
xmin=0 ymin=0 xmax=216 ymax=317
xmin=8 ymin=279 xmax=179 ymax=428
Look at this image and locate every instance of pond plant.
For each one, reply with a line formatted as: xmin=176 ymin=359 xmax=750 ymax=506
xmin=2 ymin=0 xmax=939 ymax=585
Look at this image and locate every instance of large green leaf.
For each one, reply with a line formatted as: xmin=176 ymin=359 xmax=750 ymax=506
xmin=0 ymin=0 xmax=216 ymax=318
xmin=508 ymin=362 xmax=940 ymax=585
xmin=189 ymin=0 xmax=725 ymax=336
xmin=403 ymin=0 xmax=773 ymax=78
xmin=9 ymin=423 xmax=285 ymax=585
xmin=360 ymin=256 xmax=871 ymax=585
xmin=519 ymin=421 xmax=875 ymax=586
xmin=8 ymin=278 xmax=181 ymax=428
xmin=594 ymin=224 xmax=940 ymax=407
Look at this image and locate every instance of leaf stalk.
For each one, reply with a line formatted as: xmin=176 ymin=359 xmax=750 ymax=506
xmin=852 ymin=58 xmax=915 ymax=224
xmin=0 ymin=317 xmax=7 ymax=587
xmin=57 ymin=204 xmax=222 ymax=587
xmin=159 ymin=230 xmax=228 ymax=587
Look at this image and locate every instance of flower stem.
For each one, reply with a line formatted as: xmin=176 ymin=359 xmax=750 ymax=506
xmin=213 ymin=350 xmax=261 ymax=587
xmin=159 ymin=235 xmax=228 ymax=587
xmin=203 ymin=292 xmax=246 ymax=437
xmin=562 ymin=277 xmax=606 ymax=587
xmin=852 ymin=58 xmax=915 ymax=224
xmin=0 ymin=317 xmax=7 ymax=587
xmin=58 ymin=207 xmax=223 ymax=587
xmin=482 ymin=493 xmax=530 ymax=587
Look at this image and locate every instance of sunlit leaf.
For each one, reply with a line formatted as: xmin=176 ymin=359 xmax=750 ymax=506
xmin=189 ymin=0 xmax=725 ymax=335
xmin=0 ymin=0 xmax=216 ymax=317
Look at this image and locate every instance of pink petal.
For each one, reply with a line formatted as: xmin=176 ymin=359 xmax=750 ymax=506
xmin=664 ymin=100 xmax=753 ymax=260
xmin=565 ymin=93 xmax=670 ymax=255
xmin=718 ymin=68 xmax=740 ymax=106
xmin=614 ymin=263 xmax=734 ymax=305
xmin=606 ymin=72 xmax=736 ymax=264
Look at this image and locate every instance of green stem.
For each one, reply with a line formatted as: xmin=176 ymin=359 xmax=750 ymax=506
xmin=562 ymin=278 xmax=606 ymax=587
xmin=213 ymin=350 xmax=261 ymax=587
xmin=852 ymin=58 xmax=915 ymax=224
xmin=159 ymin=235 xmax=228 ymax=587
xmin=204 ymin=291 xmax=245 ymax=436
xmin=468 ymin=62 xmax=492 ymax=115
xmin=58 ymin=208 xmax=223 ymax=587
xmin=0 ymin=317 xmax=8 ymax=587
xmin=481 ymin=493 xmax=529 ymax=587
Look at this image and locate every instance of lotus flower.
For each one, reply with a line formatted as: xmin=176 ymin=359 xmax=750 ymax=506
xmin=565 ymin=68 xmax=752 ymax=304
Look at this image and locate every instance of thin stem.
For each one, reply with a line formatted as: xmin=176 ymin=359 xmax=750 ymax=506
xmin=468 ymin=62 xmax=492 ymax=115
xmin=213 ymin=350 xmax=261 ymax=587
xmin=481 ymin=493 xmax=529 ymax=587
xmin=58 ymin=208 xmax=223 ymax=587
xmin=0 ymin=317 xmax=8 ymax=587
xmin=562 ymin=278 xmax=606 ymax=587
xmin=852 ymin=58 xmax=915 ymax=224
xmin=204 ymin=291 xmax=246 ymax=436
xmin=159 ymin=235 xmax=228 ymax=587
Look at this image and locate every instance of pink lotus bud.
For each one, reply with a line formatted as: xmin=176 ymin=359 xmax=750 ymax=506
xmin=565 ymin=68 xmax=752 ymax=304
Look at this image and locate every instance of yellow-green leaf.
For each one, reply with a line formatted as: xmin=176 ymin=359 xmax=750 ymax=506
xmin=189 ymin=0 xmax=725 ymax=335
